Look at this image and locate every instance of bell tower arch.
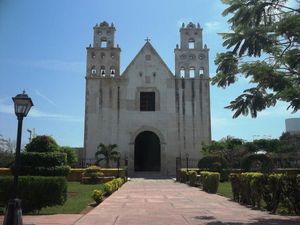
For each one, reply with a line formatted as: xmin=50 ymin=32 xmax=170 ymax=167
xmin=174 ymin=22 xmax=209 ymax=78
xmin=86 ymin=21 xmax=121 ymax=78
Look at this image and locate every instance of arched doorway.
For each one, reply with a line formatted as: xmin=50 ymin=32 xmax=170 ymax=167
xmin=134 ymin=131 xmax=161 ymax=171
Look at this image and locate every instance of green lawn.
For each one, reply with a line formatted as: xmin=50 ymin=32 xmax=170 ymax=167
xmin=37 ymin=182 xmax=104 ymax=215
xmin=217 ymin=182 xmax=233 ymax=199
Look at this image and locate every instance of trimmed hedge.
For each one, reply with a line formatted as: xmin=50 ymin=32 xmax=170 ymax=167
xmin=102 ymin=177 xmax=126 ymax=196
xmin=200 ymin=171 xmax=220 ymax=194
xmin=188 ymin=171 xmax=198 ymax=187
xmin=19 ymin=166 xmax=71 ymax=176
xmin=0 ymin=176 xmax=67 ymax=213
xmin=20 ymin=152 xmax=67 ymax=167
xmin=229 ymin=172 xmax=300 ymax=214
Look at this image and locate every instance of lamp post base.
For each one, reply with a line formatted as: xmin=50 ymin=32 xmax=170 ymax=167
xmin=3 ymin=199 xmax=23 ymax=225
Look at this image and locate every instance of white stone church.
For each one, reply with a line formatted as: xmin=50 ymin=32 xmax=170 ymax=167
xmin=84 ymin=21 xmax=211 ymax=176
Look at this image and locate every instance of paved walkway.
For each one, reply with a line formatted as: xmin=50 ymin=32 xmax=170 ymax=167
xmin=74 ymin=179 xmax=300 ymax=225
xmin=1 ymin=179 xmax=300 ymax=225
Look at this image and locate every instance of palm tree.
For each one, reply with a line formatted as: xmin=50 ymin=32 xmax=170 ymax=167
xmin=95 ymin=143 xmax=119 ymax=168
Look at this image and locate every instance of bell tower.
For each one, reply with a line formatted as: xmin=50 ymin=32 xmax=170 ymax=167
xmin=174 ymin=22 xmax=209 ymax=78
xmin=86 ymin=21 xmax=121 ymax=78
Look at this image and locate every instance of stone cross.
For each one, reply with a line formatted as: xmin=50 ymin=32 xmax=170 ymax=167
xmin=144 ymin=37 xmax=151 ymax=42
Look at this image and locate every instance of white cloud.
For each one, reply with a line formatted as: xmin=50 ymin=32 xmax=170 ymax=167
xmin=35 ymin=90 xmax=58 ymax=107
xmin=205 ymin=21 xmax=222 ymax=33
xmin=0 ymin=99 xmax=82 ymax=123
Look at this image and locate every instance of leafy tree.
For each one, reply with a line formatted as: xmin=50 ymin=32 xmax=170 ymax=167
xmin=212 ymin=0 xmax=300 ymax=118
xmin=201 ymin=136 xmax=247 ymax=168
xmin=95 ymin=143 xmax=119 ymax=168
xmin=59 ymin=146 xmax=78 ymax=166
xmin=25 ymin=135 xmax=59 ymax=152
xmin=0 ymin=135 xmax=15 ymax=167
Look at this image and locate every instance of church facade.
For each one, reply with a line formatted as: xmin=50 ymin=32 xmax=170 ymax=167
xmin=84 ymin=21 xmax=211 ymax=176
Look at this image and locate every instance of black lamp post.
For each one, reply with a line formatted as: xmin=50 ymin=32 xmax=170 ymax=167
xmin=116 ymin=152 xmax=121 ymax=178
xmin=3 ymin=91 xmax=33 ymax=225
xmin=185 ymin=153 xmax=189 ymax=172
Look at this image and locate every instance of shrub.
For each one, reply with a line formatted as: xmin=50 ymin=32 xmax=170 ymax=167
xmin=92 ymin=189 xmax=104 ymax=204
xmin=83 ymin=166 xmax=102 ymax=175
xmin=179 ymin=169 xmax=189 ymax=183
xmin=20 ymin=152 xmax=67 ymax=167
xmin=82 ymin=166 xmax=104 ymax=184
xmin=25 ymin=135 xmax=59 ymax=153
xmin=188 ymin=171 xmax=198 ymax=186
xmin=18 ymin=166 xmax=71 ymax=176
xmin=241 ymin=154 xmax=273 ymax=173
xmin=59 ymin=146 xmax=78 ymax=166
xmin=229 ymin=173 xmax=241 ymax=201
xmin=198 ymin=156 xmax=228 ymax=172
xmin=200 ymin=171 xmax=220 ymax=194
xmin=230 ymin=172 xmax=300 ymax=214
xmin=103 ymin=177 xmax=126 ymax=196
xmin=0 ymin=151 xmax=14 ymax=167
xmin=0 ymin=176 xmax=67 ymax=213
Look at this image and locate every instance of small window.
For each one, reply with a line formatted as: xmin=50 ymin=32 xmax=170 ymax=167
xmin=189 ymin=67 xmax=195 ymax=78
xmin=101 ymin=52 xmax=105 ymax=59
xmin=199 ymin=67 xmax=204 ymax=76
xmin=100 ymin=40 xmax=107 ymax=48
xmin=91 ymin=52 xmax=95 ymax=58
xmin=91 ymin=66 xmax=96 ymax=75
xmin=140 ymin=92 xmax=155 ymax=111
xmin=188 ymin=39 xmax=195 ymax=49
xmin=180 ymin=68 xmax=185 ymax=78
xmin=110 ymin=66 xmax=115 ymax=77
xmin=145 ymin=54 xmax=151 ymax=60
xmin=111 ymin=53 xmax=115 ymax=58
xmin=100 ymin=66 xmax=106 ymax=76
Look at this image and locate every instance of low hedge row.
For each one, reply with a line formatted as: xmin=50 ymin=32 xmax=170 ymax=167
xmin=229 ymin=172 xmax=300 ymax=214
xmin=0 ymin=176 xmax=67 ymax=213
xmin=200 ymin=171 xmax=220 ymax=194
xmin=92 ymin=177 xmax=126 ymax=204
xmin=177 ymin=169 xmax=220 ymax=193
xmin=0 ymin=168 xmax=126 ymax=180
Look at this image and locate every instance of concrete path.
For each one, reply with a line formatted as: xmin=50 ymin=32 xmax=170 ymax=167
xmin=1 ymin=179 xmax=300 ymax=225
xmin=74 ymin=179 xmax=300 ymax=225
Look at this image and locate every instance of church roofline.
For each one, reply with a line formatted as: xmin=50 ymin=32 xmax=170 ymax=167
xmin=121 ymin=41 xmax=174 ymax=78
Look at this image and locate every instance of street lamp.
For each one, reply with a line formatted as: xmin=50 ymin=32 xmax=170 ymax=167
xmin=115 ymin=152 xmax=121 ymax=178
xmin=3 ymin=91 xmax=33 ymax=225
xmin=185 ymin=153 xmax=189 ymax=172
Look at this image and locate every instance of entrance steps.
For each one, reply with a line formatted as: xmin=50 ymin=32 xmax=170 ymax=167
xmin=129 ymin=171 xmax=172 ymax=179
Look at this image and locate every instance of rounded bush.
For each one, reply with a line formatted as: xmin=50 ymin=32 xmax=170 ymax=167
xmin=241 ymin=154 xmax=273 ymax=173
xmin=92 ymin=189 xmax=104 ymax=204
xmin=25 ymin=135 xmax=59 ymax=153
xmin=198 ymin=156 xmax=228 ymax=171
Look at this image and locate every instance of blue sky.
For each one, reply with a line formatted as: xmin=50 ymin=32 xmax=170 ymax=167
xmin=0 ymin=0 xmax=299 ymax=147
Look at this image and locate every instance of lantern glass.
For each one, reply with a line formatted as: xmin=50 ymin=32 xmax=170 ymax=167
xmin=12 ymin=92 xmax=33 ymax=117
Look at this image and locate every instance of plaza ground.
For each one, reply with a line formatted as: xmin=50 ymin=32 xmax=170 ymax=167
xmin=1 ymin=179 xmax=300 ymax=225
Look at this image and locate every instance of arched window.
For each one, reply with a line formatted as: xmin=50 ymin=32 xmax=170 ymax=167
xmin=100 ymin=66 xmax=106 ymax=76
xmin=188 ymin=38 xmax=195 ymax=49
xmin=199 ymin=67 xmax=204 ymax=76
xmin=189 ymin=67 xmax=195 ymax=78
xmin=110 ymin=66 xmax=115 ymax=77
xmin=101 ymin=52 xmax=105 ymax=59
xmin=91 ymin=66 xmax=96 ymax=75
xmin=180 ymin=67 xmax=185 ymax=78
xmin=100 ymin=40 xmax=107 ymax=48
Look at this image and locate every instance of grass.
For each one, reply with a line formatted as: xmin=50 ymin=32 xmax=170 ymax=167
xmin=37 ymin=182 xmax=104 ymax=215
xmin=217 ymin=181 xmax=233 ymax=199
